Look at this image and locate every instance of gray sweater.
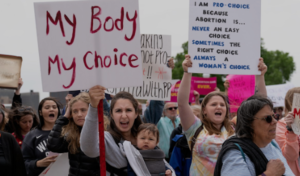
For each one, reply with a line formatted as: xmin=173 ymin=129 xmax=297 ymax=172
xmin=80 ymin=105 xmax=127 ymax=176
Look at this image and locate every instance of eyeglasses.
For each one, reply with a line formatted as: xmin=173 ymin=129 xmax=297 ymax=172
xmin=254 ymin=114 xmax=279 ymax=123
xmin=167 ymin=107 xmax=178 ymax=111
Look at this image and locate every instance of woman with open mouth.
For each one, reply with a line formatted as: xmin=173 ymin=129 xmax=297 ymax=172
xmin=22 ymin=97 xmax=61 ymax=176
xmin=80 ymin=86 xmax=144 ymax=175
xmin=177 ymin=54 xmax=268 ymax=176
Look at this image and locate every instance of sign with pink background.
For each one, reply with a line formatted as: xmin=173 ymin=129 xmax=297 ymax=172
xmin=227 ymin=75 xmax=255 ymax=112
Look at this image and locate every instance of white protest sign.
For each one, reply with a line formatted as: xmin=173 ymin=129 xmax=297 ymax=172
xmin=34 ymin=0 xmax=142 ymax=92
xmin=266 ymin=83 xmax=294 ymax=108
xmin=291 ymin=93 xmax=300 ymax=135
xmin=106 ymin=34 xmax=172 ymax=100
xmin=188 ymin=0 xmax=261 ymax=75
xmin=39 ymin=153 xmax=69 ymax=176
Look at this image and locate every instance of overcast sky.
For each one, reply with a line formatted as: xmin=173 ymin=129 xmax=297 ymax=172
xmin=0 ymin=0 xmax=299 ymax=100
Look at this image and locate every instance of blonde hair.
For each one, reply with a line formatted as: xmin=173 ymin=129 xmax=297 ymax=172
xmin=62 ymin=92 xmax=110 ymax=154
xmin=285 ymin=87 xmax=300 ymax=113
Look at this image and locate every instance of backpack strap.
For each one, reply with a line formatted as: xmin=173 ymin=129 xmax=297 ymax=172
xmin=234 ymin=143 xmax=246 ymax=162
xmin=271 ymin=141 xmax=280 ymax=150
xmin=190 ymin=124 xmax=203 ymax=155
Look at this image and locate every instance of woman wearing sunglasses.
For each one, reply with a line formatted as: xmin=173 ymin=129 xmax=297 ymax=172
xmin=275 ymin=87 xmax=300 ymax=176
xmin=214 ymin=95 xmax=294 ymax=176
xmin=7 ymin=106 xmax=39 ymax=148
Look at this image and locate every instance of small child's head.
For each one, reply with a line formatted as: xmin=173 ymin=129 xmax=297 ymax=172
xmin=137 ymin=123 xmax=159 ymax=150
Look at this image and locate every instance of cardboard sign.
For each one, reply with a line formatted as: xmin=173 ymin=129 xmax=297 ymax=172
xmin=192 ymin=77 xmax=217 ymax=95
xmin=227 ymin=75 xmax=255 ymax=112
xmin=169 ymin=80 xmax=195 ymax=103
xmin=39 ymin=153 xmax=69 ymax=176
xmin=291 ymin=93 xmax=300 ymax=135
xmin=266 ymin=83 xmax=294 ymax=108
xmin=106 ymin=34 xmax=172 ymax=100
xmin=188 ymin=0 xmax=261 ymax=75
xmin=0 ymin=54 xmax=22 ymax=89
xmin=34 ymin=0 xmax=142 ymax=92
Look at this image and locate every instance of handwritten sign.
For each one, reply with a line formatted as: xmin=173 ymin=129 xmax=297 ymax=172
xmin=266 ymin=83 xmax=294 ymax=108
xmin=34 ymin=0 xmax=142 ymax=92
xmin=291 ymin=93 xmax=300 ymax=135
xmin=169 ymin=80 xmax=195 ymax=103
xmin=188 ymin=0 xmax=261 ymax=75
xmin=0 ymin=55 xmax=22 ymax=89
xmin=227 ymin=75 xmax=255 ymax=112
xmin=192 ymin=77 xmax=217 ymax=95
xmin=106 ymin=34 xmax=172 ymax=100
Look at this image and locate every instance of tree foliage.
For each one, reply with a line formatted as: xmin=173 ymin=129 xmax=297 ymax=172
xmin=172 ymin=40 xmax=295 ymax=91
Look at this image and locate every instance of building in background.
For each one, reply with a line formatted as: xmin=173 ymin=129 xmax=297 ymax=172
xmin=49 ymin=91 xmax=68 ymax=107
xmin=0 ymin=89 xmax=39 ymax=110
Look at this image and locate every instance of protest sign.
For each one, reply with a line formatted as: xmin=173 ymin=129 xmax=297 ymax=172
xmin=0 ymin=54 xmax=22 ymax=89
xmin=39 ymin=153 xmax=69 ymax=176
xmin=227 ymin=75 xmax=255 ymax=112
xmin=34 ymin=0 xmax=142 ymax=92
xmin=170 ymin=80 xmax=195 ymax=103
xmin=188 ymin=0 xmax=261 ymax=75
xmin=291 ymin=93 xmax=300 ymax=135
xmin=106 ymin=34 xmax=172 ymax=100
xmin=266 ymin=83 xmax=294 ymax=108
xmin=192 ymin=77 xmax=217 ymax=95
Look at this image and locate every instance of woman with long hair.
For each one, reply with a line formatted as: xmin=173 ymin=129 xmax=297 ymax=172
xmin=47 ymin=92 xmax=109 ymax=176
xmin=80 ymin=86 xmax=143 ymax=175
xmin=22 ymin=97 xmax=61 ymax=176
xmin=177 ymin=54 xmax=267 ymax=176
xmin=8 ymin=106 xmax=39 ymax=147
xmin=275 ymin=87 xmax=300 ymax=175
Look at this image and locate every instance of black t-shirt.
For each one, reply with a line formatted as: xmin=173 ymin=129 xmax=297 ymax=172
xmin=0 ymin=139 xmax=9 ymax=172
xmin=22 ymin=128 xmax=51 ymax=176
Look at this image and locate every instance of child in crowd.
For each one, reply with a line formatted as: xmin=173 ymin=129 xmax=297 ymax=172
xmin=127 ymin=123 xmax=172 ymax=176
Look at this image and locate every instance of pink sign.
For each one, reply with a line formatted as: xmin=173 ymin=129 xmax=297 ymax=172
xmin=169 ymin=80 xmax=195 ymax=103
xmin=192 ymin=77 xmax=217 ymax=95
xmin=227 ymin=75 xmax=255 ymax=112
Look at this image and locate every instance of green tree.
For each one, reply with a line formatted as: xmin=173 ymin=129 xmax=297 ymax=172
xmin=172 ymin=40 xmax=295 ymax=91
xmin=261 ymin=40 xmax=295 ymax=85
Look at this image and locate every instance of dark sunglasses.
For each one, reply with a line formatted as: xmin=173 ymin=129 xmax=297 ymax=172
xmin=255 ymin=114 xmax=280 ymax=123
xmin=167 ymin=107 xmax=178 ymax=111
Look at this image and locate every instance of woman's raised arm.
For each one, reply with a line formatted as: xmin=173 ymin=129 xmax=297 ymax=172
xmin=177 ymin=55 xmax=197 ymax=131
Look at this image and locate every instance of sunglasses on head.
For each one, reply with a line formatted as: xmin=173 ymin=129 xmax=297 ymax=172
xmin=167 ymin=107 xmax=178 ymax=111
xmin=18 ymin=107 xmax=34 ymax=113
xmin=255 ymin=114 xmax=280 ymax=123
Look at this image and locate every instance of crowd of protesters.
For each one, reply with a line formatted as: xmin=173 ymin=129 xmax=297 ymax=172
xmin=0 ymin=55 xmax=299 ymax=176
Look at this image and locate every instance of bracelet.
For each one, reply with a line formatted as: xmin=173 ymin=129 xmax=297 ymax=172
xmin=261 ymin=173 xmax=266 ymax=176
xmin=184 ymin=71 xmax=188 ymax=73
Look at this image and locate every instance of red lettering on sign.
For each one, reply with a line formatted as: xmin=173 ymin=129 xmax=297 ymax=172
xmin=48 ymin=55 xmax=61 ymax=75
xmin=46 ymin=11 xmax=65 ymax=37
xmin=104 ymin=17 xmax=114 ymax=32
xmin=61 ymin=58 xmax=76 ymax=89
xmin=128 ymin=54 xmax=138 ymax=68
xmin=115 ymin=7 xmax=124 ymax=30
xmin=125 ymin=11 xmax=137 ymax=41
xmin=294 ymin=108 xmax=300 ymax=118
xmin=64 ymin=14 xmax=77 ymax=45
xmin=90 ymin=6 xmax=102 ymax=33
xmin=83 ymin=51 xmax=93 ymax=70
